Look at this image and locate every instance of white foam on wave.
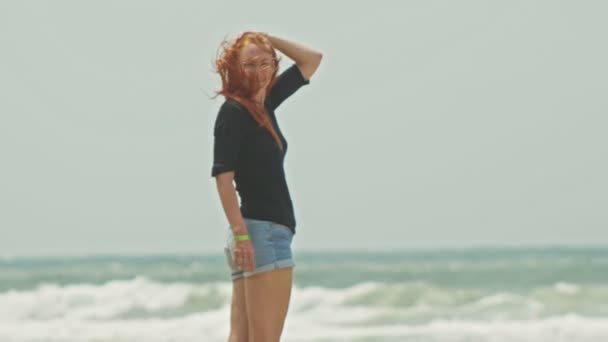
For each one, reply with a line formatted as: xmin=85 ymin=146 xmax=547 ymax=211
xmin=0 ymin=276 xmax=233 ymax=320
xmin=2 ymin=314 xmax=608 ymax=342
xmin=554 ymin=282 xmax=580 ymax=294
xmin=282 ymin=314 xmax=608 ymax=342
xmin=2 ymin=279 xmax=607 ymax=321
xmin=289 ymin=281 xmax=391 ymax=325
xmin=2 ymin=279 xmax=608 ymax=341
xmin=0 ymin=311 xmax=230 ymax=342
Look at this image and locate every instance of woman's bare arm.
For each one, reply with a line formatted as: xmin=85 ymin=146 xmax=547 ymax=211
xmin=216 ymin=172 xmax=255 ymax=271
xmin=215 ymin=172 xmax=248 ymax=235
xmin=265 ymin=34 xmax=323 ymax=81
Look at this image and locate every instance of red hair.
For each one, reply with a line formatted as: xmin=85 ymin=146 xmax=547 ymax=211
xmin=213 ymin=32 xmax=284 ymax=151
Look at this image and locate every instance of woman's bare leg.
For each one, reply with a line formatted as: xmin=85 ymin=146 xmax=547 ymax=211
xmin=228 ymin=278 xmax=249 ymax=342
xmin=244 ymin=267 xmax=293 ymax=342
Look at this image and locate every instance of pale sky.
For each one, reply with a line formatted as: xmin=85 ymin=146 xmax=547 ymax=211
xmin=1 ymin=1 xmax=606 ymax=256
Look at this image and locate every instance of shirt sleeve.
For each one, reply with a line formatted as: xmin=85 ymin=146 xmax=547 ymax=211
xmin=211 ymin=101 xmax=249 ymax=177
xmin=267 ymin=63 xmax=310 ymax=111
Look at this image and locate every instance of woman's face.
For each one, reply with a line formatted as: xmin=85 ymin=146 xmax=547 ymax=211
xmin=238 ymin=43 xmax=275 ymax=91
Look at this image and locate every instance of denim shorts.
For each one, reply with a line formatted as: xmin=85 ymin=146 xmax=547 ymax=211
xmin=224 ymin=218 xmax=295 ymax=281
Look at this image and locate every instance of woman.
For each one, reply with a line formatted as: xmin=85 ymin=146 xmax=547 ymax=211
xmin=211 ymin=32 xmax=322 ymax=342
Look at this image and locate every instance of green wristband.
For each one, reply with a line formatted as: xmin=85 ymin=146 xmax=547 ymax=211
xmin=234 ymin=234 xmax=250 ymax=242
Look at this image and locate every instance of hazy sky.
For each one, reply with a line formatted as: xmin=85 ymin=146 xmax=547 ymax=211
xmin=1 ymin=1 xmax=606 ymax=256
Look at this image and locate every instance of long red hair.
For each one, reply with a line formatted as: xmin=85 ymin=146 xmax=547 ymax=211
xmin=213 ymin=32 xmax=284 ymax=151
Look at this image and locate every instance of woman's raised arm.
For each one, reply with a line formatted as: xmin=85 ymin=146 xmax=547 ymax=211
xmin=265 ymin=34 xmax=323 ymax=81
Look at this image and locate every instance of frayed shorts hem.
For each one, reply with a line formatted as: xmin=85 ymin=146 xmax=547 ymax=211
xmin=231 ymin=259 xmax=295 ymax=281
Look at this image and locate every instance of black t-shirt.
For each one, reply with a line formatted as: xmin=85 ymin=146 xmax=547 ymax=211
xmin=211 ymin=63 xmax=310 ymax=234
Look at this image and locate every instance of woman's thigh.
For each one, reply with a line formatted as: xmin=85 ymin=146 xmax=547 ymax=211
xmin=244 ymin=267 xmax=293 ymax=342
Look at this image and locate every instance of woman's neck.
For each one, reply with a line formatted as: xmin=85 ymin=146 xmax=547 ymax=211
xmin=253 ymin=90 xmax=266 ymax=106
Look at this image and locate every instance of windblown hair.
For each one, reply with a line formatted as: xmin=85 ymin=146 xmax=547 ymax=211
xmin=213 ymin=32 xmax=283 ymax=151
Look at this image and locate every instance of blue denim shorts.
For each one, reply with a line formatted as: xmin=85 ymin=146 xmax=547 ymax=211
xmin=224 ymin=218 xmax=295 ymax=281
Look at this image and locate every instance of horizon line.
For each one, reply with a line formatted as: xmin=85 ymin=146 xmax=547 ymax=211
xmin=3 ymin=243 xmax=607 ymax=260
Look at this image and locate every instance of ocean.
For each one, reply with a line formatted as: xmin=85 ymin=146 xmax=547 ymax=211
xmin=1 ymin=247 xmax=607 ymax=342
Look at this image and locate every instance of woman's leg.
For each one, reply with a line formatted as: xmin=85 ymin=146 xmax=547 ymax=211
xmin=228 ymin=277 xmax=249 ymax=342
xmin=244 ymin=267 xmax=293 ymax=342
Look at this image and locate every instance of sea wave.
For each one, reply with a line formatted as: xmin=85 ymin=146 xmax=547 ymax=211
xmin=2 ymin=278 xmax=608 ymax=322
